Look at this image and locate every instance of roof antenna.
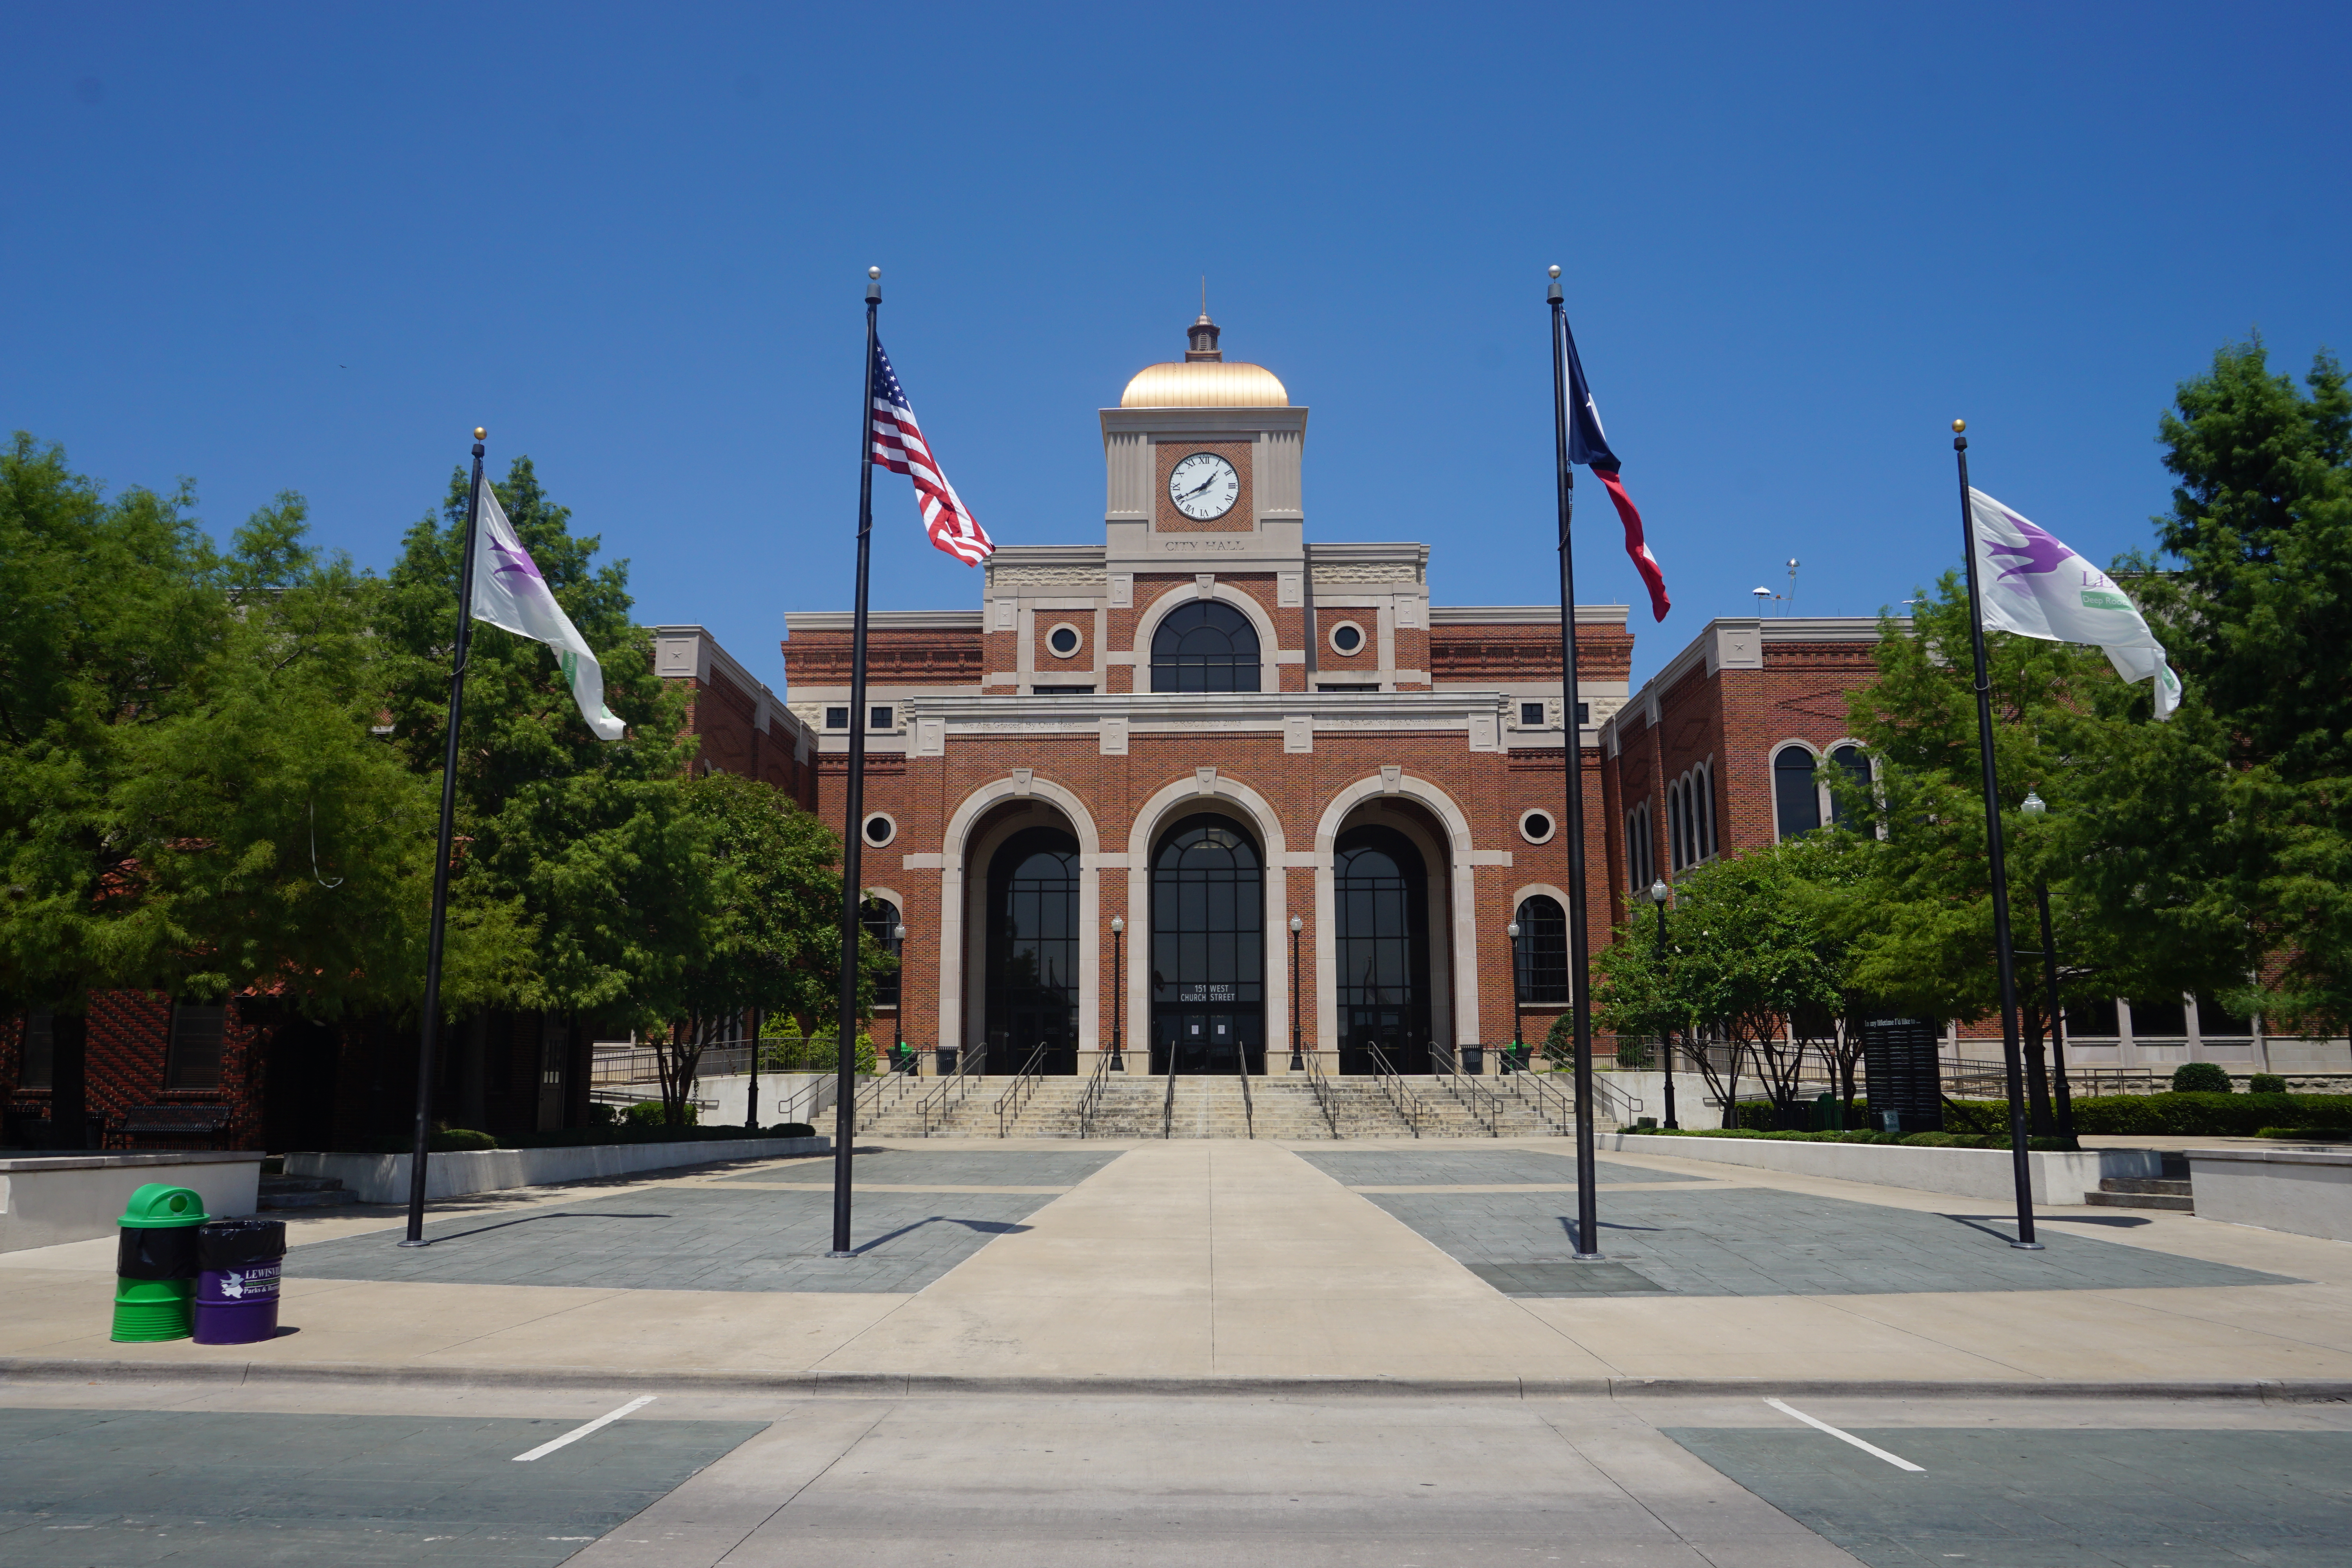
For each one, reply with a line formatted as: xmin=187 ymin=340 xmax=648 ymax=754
xmin=1200 ymin=274 xmax=1207 ymax=320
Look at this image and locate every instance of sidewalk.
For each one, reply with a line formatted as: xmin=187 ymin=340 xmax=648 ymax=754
xmin=5 ymin=1138 xmax=2350 ymax=1394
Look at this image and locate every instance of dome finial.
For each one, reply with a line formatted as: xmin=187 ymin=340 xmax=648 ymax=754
xmin=1186 ymin=282 xmax=1222 ymax=362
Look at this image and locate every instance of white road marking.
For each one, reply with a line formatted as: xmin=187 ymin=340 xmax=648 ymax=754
xmin=1764 ymin=1398 xmax=1925 ymax=1472
xmin=512 ymin=1396 xmax=657 ymax=1462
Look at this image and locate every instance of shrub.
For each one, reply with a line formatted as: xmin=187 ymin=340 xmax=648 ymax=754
xmin=1614 ymin=1037 xmax=1655 ymax=1069
xmin=2172 ymin=1062 xmax=2233 ymax=1094
xmin=2259 ymin=1126 xmax=2352 ymax=1141
xmin=773 ymin=1122 xmax=817 ymax=1138
xmin=434 ymin=1127 xmax=497 ymax=1152
xmin=626 ymin=1099 xmax=696 ymax=1128
xmin=588 ymin=1103 xmax=617 ymax=1126
xmin=1541 ymin=1013 xmax=1575 ymax=1066
xmin=2249 ymin=1073 xmax=2288 ymax=1095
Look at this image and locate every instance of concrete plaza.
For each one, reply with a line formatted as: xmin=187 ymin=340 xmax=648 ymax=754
xmin=7 ymin=1138 xmax=2352 ymax=1564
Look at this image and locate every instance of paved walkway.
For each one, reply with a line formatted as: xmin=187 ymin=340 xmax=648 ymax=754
xmin=6 ymin=1138 xmax=2352 ymax=1390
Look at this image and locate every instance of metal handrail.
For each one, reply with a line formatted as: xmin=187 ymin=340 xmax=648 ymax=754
xmin=1590 ymin=1073 xmax=1645 ymax=1129
xmin=1363 ymin=1044 xmax=1424 ymax=1139
xmin=915 ymin=1046 xmax=986 ymax=1137
xmin=1077 ymin=1047 xmax=1117 ymax=1140
xmin=1234 ymin=1054 xmax=1254 ymax=1139
xmin=1301 ymin=1047 xmax=1341 ymax=1139
xmin=1163 ymin=1059 xmax=1180 ymax=1139
xmin=995 ymin=1045 xmax=1050 ymax=1138
xmin=1492 ymin=1061 xmax=1573 ymax=1136
xmin=1428 ymin=1044 xmax=1502 ymax=1136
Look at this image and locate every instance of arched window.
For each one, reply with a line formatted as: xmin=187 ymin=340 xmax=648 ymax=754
xmin=861 ymin=897 xmax=903 ymax=1009
xmin=1514 ymin=895 xmax=1570 ymax=1005
xmin=1667 ymin=780 xmax=1686 ymax=870
xmin=1694 ymin=763 xmax=1716 ymax=858
xmin=1334 ymin=826 xmax=1432 ymax=1073
xmin=1827 ymin=744 xmax=1871 ymax=826
xmin=1151 ymin=816 xmax=1264 ymax=1074
xmin=985 ymin=828 xmax=1080 ymax=1074
xmin=1149 ymin=601 xmax=1261 ymax=693
xmin=1774 ymin=746 xmax=1822 ymax=839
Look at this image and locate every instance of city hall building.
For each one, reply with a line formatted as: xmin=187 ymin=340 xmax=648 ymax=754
xmin=784 ymin=314 xmax=1628 ymax=1077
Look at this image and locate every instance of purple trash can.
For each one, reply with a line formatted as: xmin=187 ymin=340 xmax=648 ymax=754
xmin=192 ymin=1218 xmax=287 ymax=1345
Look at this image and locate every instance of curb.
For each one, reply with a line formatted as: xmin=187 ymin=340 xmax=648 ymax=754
xmin=6 ymin=1357 xmax=2350 ymax=1404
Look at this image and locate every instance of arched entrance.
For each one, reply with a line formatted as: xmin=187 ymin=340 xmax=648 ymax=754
xmin=1334 ymin=824 xmax=1434 ymax=1074
xmin=984 ymin=825 xmax=1081 ymax=1075
xmin=1149 ymin=815 xmax=1265 ymax=1074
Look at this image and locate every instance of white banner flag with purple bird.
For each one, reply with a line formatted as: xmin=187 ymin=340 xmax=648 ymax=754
xmin=1969 ymin=488 xmax=2181 ymax=719
xmin=469 ymin=485 xmax=626 ymax=740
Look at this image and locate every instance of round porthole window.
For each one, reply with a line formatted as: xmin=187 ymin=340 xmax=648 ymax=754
xmin=1046 ymin=622 xmax=1082 ymax=658
xmin=862 ymin=813 xmax=897 ymax=848
xmin=1329 ymin=621 xmax=1366 ymax=656
xmin=1518 ymin=809 xmax=1556 ymax=845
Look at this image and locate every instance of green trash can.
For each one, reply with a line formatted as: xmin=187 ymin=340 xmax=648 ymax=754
xmin=112 ymin=1183 xmax=210 ymax=1343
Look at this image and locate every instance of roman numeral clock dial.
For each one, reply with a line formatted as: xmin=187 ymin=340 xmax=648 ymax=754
xmin=1168 ymin=452 xmax=1240 ymax=521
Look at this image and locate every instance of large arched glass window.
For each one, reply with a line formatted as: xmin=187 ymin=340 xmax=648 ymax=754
xmin=1827 ymin=744 xmax=1871 ymax=827
xmin=1668 ymin=781 xmax=1686 ymax=870
xmin=1774 ymin=746 xmax=1822 ymax=839
xmin=1514 ymin=895 xmax=1570 ymax=1004
xmin=1694 ymin=764 xmax=1716 ymax=858
xmin=1334 ymin=826 xmax=1432 ymax=1073
xmin=1149 ymin=601 xmax=1261 ymax=693
xmin=1150 ymin=815 xmax=1265 ymax=1073
xmin=984 ymin=827 xmax=1080 ymax=1074
xmin=861 ymin=897 xmax=902 ymax=1009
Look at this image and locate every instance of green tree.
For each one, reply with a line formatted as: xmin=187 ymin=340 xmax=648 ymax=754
xmin=378 ymin=457 xmax=708 ymax=1026
xmin=1840 ymin=576 xmax=2240 ymax=1132
xmin=646 ymin=770 xmax=877 ymax=1126
xmin=2118 ymin=339 xmax=2352 ymax=1031
xmin=1 ymin=437 xmax=438 ymax=1118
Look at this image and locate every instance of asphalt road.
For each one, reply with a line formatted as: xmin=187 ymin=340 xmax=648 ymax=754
xmin=3 ymin=1380 xmax=2347 ymax=1567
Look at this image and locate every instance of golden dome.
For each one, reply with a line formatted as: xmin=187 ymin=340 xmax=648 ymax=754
xmin=1118 ymin=312 xmax=1287 ymax=407
xmin=1119 ymin=360 xmax=1290 ymax=408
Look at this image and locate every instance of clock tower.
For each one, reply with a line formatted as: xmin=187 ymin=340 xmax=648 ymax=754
xmin=1100 ymin=311 xmax=1310 ymax=621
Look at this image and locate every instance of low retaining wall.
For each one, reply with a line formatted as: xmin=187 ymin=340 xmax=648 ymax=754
xmin=284 ymin=1136 xmax=829 ymax=1205
xmin=0 ymin=1151 xmax=265 ymax=1252
xmin=2188 ymin=1148 xmax=2352 ymax=1243
xmin=1602 ymin=1131 xmax=2162 ymax=1204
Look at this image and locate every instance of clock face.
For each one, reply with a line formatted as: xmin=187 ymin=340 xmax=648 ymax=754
xmin=1168 ymin=452 xmax=1241 ymax=521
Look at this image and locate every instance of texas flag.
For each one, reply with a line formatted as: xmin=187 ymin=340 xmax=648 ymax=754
xmin=1561 ymin=318 xmax=1671 ymax=622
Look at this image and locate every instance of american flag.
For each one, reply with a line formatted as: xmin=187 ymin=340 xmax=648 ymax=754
xmin=870 ymin=338 xmax=993 ymax=565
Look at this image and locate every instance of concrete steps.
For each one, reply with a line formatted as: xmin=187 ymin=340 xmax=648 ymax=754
xmin=852 ymin=1071 xmax=1578 ymax=1140
xmin=258 ymin=1175 xmax=358 ymax=1210
xmin=2085 ymin=1152 xmax=2195 ymax=1212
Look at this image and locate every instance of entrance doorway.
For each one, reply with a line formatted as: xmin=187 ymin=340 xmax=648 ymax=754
xmin=1334 ymin=825 xmax=1434 ymax=1074
xmin=1149 ymin=815 xmax=1265 ymax=1074
xmin=984 ymin=826 xmax=1081 ymax=1075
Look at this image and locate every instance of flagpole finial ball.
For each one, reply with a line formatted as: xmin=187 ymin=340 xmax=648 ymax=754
xmin=868 ymin=266 xmax=881 ymax=279
xmin=473 ymin=426 xmax=486 ymax=441
xmin=1951 ymin=419 xmax=1966 ymax=433
xmin=1548 ymin=264 xmax=1561 ymax=278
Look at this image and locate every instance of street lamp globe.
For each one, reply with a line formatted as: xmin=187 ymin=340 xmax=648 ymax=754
xmin=1650 ymin=879 xmax=1669 ymax=905
xmin=2021 ymin=790 xmax=2047 ymax=817
xmin=1505 ymin=922 xmax=1519 ymax=940
xmin=1110 ymin=915 xmax=1124 ymax=933
xmin=1289 ymin=915 xmax=1302 ymax=934
xmin=893 ymin=923 xmax=907 ymax=942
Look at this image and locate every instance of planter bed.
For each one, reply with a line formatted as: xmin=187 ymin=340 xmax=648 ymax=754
xmin=285 ymin=1136 xmax=829 ymax=1205
xmin=1 ymin=1151 xmax=263 ymax=1252
xmin=1602 ymin=1130 xmax=2160 ymax=1205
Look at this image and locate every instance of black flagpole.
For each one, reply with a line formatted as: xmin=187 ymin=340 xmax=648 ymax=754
xmin=829 ymin=270 xmax=881 ymax=1258
xmin=402 ymin=426 xmax=488 ymax=1248
xmin=1952 ymin=420 xmax=2042 ymax=1250
xmin=1548 ymin=268 xmax=1602 ymax=1261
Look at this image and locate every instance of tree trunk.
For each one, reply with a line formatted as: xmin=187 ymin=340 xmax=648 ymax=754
xmin=2021 ymin=1003 xmax=2056 ymax=1138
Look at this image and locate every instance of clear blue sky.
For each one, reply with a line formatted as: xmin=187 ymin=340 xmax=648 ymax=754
xmin=9 ymin=2 xmax=2345 ymax=695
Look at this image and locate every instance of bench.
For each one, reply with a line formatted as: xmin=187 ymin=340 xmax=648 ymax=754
xmin=111 ymin=1105 xmax=232 ymax=1147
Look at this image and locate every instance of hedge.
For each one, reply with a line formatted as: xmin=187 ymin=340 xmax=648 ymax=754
xmin=1634 ymin=1126 xmax=2073 ymax=1151
xmin=1949 ymin=1093 xmax=2352 ymax=1138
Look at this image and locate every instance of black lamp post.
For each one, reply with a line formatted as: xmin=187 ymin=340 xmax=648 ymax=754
xmin=1109 ymin=915 xmax=1125 ymax=1071
xmin=1288 ymin=915 xmax=1305 ymax=1071
xmin=2018 ymin=791 xmax=2074 ymax=1141
xmin=893 ymin=922 xmax=908 ymax=1068
xmin=1651 ymin=878 xmax=1679 ymax=1129
xmin=1506 ymin=920 xmax=1524 ymax=1067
